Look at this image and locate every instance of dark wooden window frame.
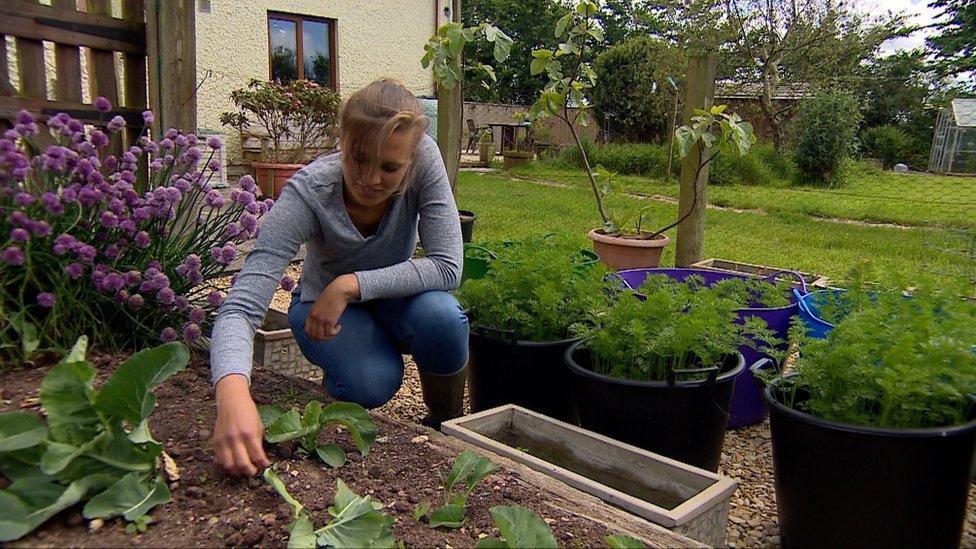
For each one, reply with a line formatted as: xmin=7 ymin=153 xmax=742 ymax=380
xmin=266 ymin=11 xmax=338 ymax=91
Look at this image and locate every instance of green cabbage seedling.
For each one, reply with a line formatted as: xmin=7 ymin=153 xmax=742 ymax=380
xmin=259 ymin=401 xmax=376 ymax=468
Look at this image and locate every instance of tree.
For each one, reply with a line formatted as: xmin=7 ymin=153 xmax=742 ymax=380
xmin=591 ymin=36 xmax=685 ymax=141
xmin=724 ymin=0 xmax=906 ymax=148
xmin=462 ymin=0 xmax=570 ymax=104
xmin=927 ymin=0 xmax=976 ymax=80
xmin=857 ymin=51 xmax=938 ymax=141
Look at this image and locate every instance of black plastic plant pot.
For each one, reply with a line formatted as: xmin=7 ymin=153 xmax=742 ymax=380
xmin=564 ymin=341 xmax=744 ymax=472
xmin=467 ymin=326 xmax=580 ymax=424
xmin=458 ymin=210 xmax=476 ymax=243
xmin=762 ymin=385 xmax=976 ymax=549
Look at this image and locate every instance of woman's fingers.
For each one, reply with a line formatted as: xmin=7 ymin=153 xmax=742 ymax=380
xmin=244 ymin=431 xmax=270 ymax=470
xmin=231 ymin=442 xmax=258 ymax=476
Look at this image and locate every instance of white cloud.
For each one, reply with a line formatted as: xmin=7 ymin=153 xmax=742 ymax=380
xmin=852 ymin=0 xmax=942 ymax=55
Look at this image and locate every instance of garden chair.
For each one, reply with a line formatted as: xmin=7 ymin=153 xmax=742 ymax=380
xmin=465 ymin=118 xmax=486 ymax=153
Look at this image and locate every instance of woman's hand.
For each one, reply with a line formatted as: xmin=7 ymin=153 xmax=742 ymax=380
xmin=214 ymin=374 xmax=270 ymax=476
xmin=305 ymin=274 xmax=361 ymax=341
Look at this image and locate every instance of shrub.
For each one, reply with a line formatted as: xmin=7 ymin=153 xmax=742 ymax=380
xmin=0 ymin=100 xmax=280 ymax=364
xmin=589 ymin=142 xmax=672 ymax=176
xmin=860 ymin=125 xmax=914 ymax=169
xmin=591 ymin=36 xmax=684 ymax=142
xmin=789 ymin=91 xmax=861 ymax=186
xmin=709 ymin=146 xmax=777 ymax=186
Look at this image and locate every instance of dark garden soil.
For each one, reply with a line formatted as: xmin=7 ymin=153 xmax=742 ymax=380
xmin=0 ymin=351 xmax=613 ymax=548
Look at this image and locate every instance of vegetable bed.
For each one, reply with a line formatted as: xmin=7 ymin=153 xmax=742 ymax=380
xmin=0 ymin=351 xmax=620 ymax=547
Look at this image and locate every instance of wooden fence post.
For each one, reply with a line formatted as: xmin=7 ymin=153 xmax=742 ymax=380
xmin=437 ymin=0 xmax=462 ymax=193
xmin=675 ymin=55 xmax=716 ymax=267
xmin=147 ymin=0 xmax=196 ymax=137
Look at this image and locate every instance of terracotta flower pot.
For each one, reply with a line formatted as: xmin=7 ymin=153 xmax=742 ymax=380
xmin=587 ymin=228 xmax=671 ymax=271
xmin=252 ymin=162 xmax=305 ymax=198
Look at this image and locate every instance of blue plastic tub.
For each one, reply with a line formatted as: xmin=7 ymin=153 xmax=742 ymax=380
xmin=793 ymin=288 xmax=846 ymax=339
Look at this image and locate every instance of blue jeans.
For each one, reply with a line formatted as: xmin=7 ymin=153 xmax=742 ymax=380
xmin=288 ymin=289 xmax=469 ymax=408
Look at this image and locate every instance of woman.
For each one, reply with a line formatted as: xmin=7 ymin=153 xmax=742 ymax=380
xmin=210 ymin=79 xmax=468 ymax=476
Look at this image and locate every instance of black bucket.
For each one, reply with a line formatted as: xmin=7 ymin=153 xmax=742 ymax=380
xmin=762 ymin=385 xmax=976 ymax=549
xmin=468 ymin=326 xmax=579 ymax=424
xmin=458 ymin=210 xmax=476 ymax=243
xmin=564 ymin=341 xmax=744 ymax=472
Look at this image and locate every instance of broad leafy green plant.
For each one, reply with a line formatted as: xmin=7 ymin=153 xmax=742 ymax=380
xmin=771 ymin=282 xmax=976 ymax=429
xmin=580 ymin=277 xmax=776 ymax=382
xmin=456 ymin=236 xmax=616 ymax=341
xmin=474 ymin=504 xmax=647 ymax=548
xmin=0 ymin=337 xmax=188 ymax=541
xmin=421 ymin=22 xmax=513 ymax=91
xmin=264 ymin=468 xmax=397 ymax=548
xmin=413 ymin=450 xmax=495 ymax=529
xmin=258 ymin=401 xmax=376 ymax=468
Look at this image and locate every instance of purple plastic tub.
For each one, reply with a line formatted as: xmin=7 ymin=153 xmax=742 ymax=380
xmin=614 ymin=268 xmax=805 ymax=428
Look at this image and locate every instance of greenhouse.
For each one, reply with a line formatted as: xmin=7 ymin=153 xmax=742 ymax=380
xmin=930 ymin=98 xmax=976 ymax=175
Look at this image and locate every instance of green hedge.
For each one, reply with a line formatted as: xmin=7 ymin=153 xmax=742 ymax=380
xmin=553 ymin=141 xmax=793 ymax=186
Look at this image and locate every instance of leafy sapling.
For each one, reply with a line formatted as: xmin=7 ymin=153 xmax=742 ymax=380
xmin=414 ymin=450 xmax=495 ymax=529
xmin=264 ymin=467 xmax=398 ymax=548
xmin=258 ymin=401 xmax=377 ymax=468
xmin=0 ymin=337 xmax=189 ymax=541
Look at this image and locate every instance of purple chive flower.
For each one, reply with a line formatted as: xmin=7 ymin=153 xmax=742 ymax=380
xmin=107 ymin=116 xmax=126 ymax=132
xmin=240 ymin=212 xmax=258 ymax=232
xmin=142 ymin=110 xmax=154 ymax=126
xmin=126 ymin=270 xmax=142 ymax=286
xmin=76 ymin=244 xmax=97 ymax=264
xmin=134 ymin=231 xmax=151 ymax=248
xmin=114 ymin=290 xmax=130 ymax=304
xmin=264 ymin=198 xmax=275 ymax=211
xmin=65 ymin=262 xmax=85 ymax=279
xmin=183 ymin=323 xmax=202 ymax=343
xmin=174 ymin=135 xmax=188 ymax=148
xmin=204 ymin=190 xmax=226 ymax=208
xmin=31 ymin=221 xmax=51 ymax=238
xmin=149 ymin=159 xmax=163 ymax=171
xmin=175 ymin=295 xmax=190 ymax=311
xmin=91 ymin=130 xmax=109 ymax=148
xmin=36 ymin=292 xmax=56 ymax=308
xmin=245 ymin=201 xmax=263 ymax=215
xmin=15 ymin=110 xmax=34 ymax=126
xmin=156 ymin=287 xmax=176 ymax=305
xmin=10 ymin=228 xmax=29 ymax=243
xmin=127 ymin=294 xmax=145 ymax=310
xmin=207 ymin=135 xmax=224 ymax=150
xmin=239 ymin=175 xmax=258 ymax=194
xmin=160 ymin=327 xmax=177 ymax=343
xmin=2 ymin=246 xmax=24 ymax=266
xmin=104 ymin=245 xmax=120 ymax=259
xmin=14 ymin=192 xmax=35 ymax=207
xmin=183 ymin=147 xmax=202 ymax=164
xmin=189 ymin=307 xmax=206 ymax=324
xmin=220 ymin=244 xmax=236 ymax=264
xmin=164 ymin=128 xmax=179 ymax=140
xmin=94 ymin=96 xmax=112 ymax=113
xmin=207 ymin=290 xmax=223 ymax=307
xmin=160 ymin=138 xmax=174 ymax=151
xmin=280 ymin=275 xmax=295 ymax=292
xmin=223 ymin=222 xmax=241 ymax=239
xmin=100 ymin=211 xmax=119 ymax=228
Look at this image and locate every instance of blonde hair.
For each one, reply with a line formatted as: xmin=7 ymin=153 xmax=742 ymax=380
xmin=339 ymin=78 xmax=429 ymax=193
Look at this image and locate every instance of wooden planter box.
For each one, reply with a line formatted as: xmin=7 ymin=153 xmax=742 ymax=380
xmin=692 ymin=258 xmax=830 ymax=288
xmin=442 ymin=405 xmax=737 ymax=546
xmin=253 ymin=308 xmax=320 ymax=382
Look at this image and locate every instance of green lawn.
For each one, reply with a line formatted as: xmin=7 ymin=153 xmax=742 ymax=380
xmin=457 ymin=170 xmax=972 ymax=286
xmin=509 ymin=162 xmax=976 ymax=229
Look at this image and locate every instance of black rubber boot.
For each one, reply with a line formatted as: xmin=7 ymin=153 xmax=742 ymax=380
xmin=419 ymin=366 xmax=467 ymax=429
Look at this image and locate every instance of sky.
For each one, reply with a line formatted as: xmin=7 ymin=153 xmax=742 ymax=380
xmin=854 ymin=0 xmax=942 ymax=55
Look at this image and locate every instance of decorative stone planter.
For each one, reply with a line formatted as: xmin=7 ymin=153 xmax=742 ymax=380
xmin=253 ymin=308 xmax=320 ymax=382
xmin=502 ymin=150 xmax=533 ymax=169
xmin=442 ymin=404 xmax=737 ymax=546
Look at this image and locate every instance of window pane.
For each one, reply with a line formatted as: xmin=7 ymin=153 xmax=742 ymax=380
xmin=269 ymin=18 xmax=297 ymax=84
xmin=303 ymin=20 xmax=331 ymax=87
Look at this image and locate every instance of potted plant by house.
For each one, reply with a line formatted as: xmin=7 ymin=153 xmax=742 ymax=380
xmin=501 ymin=111 xmax=534 ymax=169
xmin=477 ymin=127 xmax=495 ymax=164
xmin=456 ymin=235 xmax=615 ymax=424
xmin=758 ymin=282 xmax=976 ymax=548
xmin=220 ymin=78 xmax=340 ymax=198
xmin=422 ymin=21 xmax=513 ymax=243
xmin=564 ymin=275 xmax=777 ymax=471
xmin=527 ymin=2 xmax=755 ymax=270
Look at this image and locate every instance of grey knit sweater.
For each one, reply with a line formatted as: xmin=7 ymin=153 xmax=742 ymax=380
xmin=209 ymin=134 xmax=462 ymax=385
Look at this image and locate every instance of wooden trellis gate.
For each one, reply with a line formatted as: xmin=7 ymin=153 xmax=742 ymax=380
xmin=0 ymin=0 xmax=196 ymax=148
